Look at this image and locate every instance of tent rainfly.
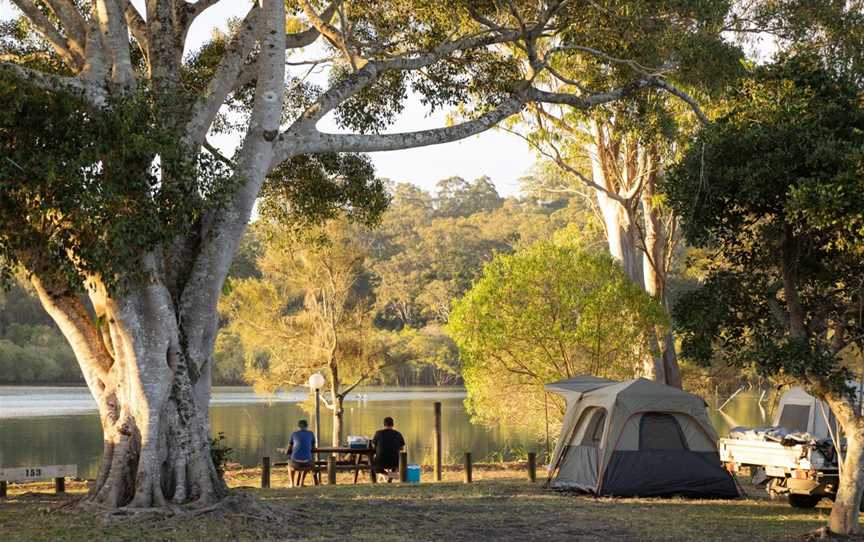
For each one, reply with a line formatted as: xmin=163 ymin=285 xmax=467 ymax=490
xmin=546 ymin=376 xmax=738 ymax=498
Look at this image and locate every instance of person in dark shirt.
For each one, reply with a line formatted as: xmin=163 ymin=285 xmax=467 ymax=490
xmin=286 ymin=419 xmax=316 ymax=486
xmin=372 ymin=416 xmax=405 ymax=482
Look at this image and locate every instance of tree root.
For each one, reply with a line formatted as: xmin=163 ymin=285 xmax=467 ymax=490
xmin=86 ymin=491 xmax=284 ymax=528
xmin=798 ymin=526 xmax=864 ymax=541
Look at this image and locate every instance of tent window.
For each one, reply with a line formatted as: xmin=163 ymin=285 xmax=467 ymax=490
xmin=778 ymin=404 xmax=811 ymax=433
xmin=578 ymin=408 xmax=607 ymax=447
xmin=639 ymin=413 xmax=687 ymax=451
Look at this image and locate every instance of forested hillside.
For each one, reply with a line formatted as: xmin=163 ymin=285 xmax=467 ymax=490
xmin=0 ymin=175 xmax=597 ymax=386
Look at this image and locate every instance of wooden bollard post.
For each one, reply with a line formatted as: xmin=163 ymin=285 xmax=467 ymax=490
xmin=261 ymin=456 xmax=271 ymax=489
xmin=527 ymin=452 xmax=537 ymax=483
xmin=399 ymin=451 xmax=408 ymax=483
xmin=464 ymin=452 xmax=472 ymax=484
xmin=0 ymin=481 xmax=6 ymax=498
xmin=327 ymin=455 xmax=337 ymax=485
xmin=54 ymin=477 xmax=65 ymax=494
xmin=433 ymin=401 xmax=442 ymax=482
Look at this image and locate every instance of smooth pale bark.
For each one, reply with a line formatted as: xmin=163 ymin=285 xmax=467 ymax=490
xmin=32 ymin=265 xmax=226 ymax=508
xmin=588 ymin=130 xmax=672 ymax=385
xmin=331 ymin=394 xmax=344 ymax=447
xmin=15 ymin=0 xmax=288 ymax=508
xmin=825 ymin=395 xmax=864 ymax=534
xmin=640 ymin=172 xmax=682 ymax=389
xmin=327 ymin=362 xmax=344 ymax=447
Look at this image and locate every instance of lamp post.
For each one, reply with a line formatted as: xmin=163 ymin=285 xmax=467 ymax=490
xmin=308 ymin=372 xmax=326 ymax=459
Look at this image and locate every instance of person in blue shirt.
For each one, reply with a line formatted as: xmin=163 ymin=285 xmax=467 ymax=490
xmin=286 ymin=419 xmax=316 ymax=486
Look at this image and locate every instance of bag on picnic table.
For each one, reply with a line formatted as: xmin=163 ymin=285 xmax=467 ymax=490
xmin=347 ymin=435 xmax=370 ymax=449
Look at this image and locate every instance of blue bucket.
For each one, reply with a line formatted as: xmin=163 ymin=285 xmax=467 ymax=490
xmin=406 ymin=464 xmax=421 ymax=483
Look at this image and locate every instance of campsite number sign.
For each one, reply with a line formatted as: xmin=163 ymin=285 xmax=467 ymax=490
xmin=0 ymin=465 xmax=77 ymax=482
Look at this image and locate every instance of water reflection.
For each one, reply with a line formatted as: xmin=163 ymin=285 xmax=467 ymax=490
xmin=707 ymin=391 xmax=772 ymax=435
xmin=0 ymin=387 xmax=536 ymax=478
xmin=0 ymin=387 xmax=773 ymax=479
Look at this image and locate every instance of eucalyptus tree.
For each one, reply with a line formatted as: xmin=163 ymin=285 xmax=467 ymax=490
xmin=0 ymin=0 xmax=710 ymax=509
xmin=507 ymin=1 xmax=741 ymax=386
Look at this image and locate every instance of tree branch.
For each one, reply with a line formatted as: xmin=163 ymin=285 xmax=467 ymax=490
xmin=286 ymin=2 xmax=340 ymax=49
xmin=10 ymin=0 xmax=83 ymax=68
xmin=0 ymin=61 xmax=108 ymax=105
xmin=282 ymin=95 xmax=525 ymax=159
xmin=185 ymin=5 xmax=260 ymax=145
xmin=95 ymin=0 xmax=135 ymax=86
xmin=528 ymin=77 xmax=709 ymax=125
xmin=42 ymin=0 xmax=87 ymax=60
xmin=652 ymin=79 xmax=709 ymax=125
xmin=179 ymin=0 xmax=286 ymax=375
xmin=203 ymin=139 xmax=236 ymax=169
xmin=30 ymin=275 xmax=112 ymax=387
xmin=289 ymin=28 xmax=520 ymax=131
xmin=118 ymin=0 xmax=149 ymax=58
xmin=298 ymin=0 xmax=355 ymax=68
xmin=226 ymin=3 xmax=340 ymax=93
xmin=340 ymin=374 xmax=367 ymax=397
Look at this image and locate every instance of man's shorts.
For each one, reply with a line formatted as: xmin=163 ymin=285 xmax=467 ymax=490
xmin=291 ymin=459 xmax=314 ymax=470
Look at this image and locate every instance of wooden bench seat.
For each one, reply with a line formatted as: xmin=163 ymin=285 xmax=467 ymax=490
xmin=0 ymin=464 xmax=77 ymax=497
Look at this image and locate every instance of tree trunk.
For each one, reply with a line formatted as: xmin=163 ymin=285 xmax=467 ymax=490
xmin=828 ymin=414 xmax=864 ymax=534
xmin=641 ymin=328 xmax=667 ymax=384
xmin=594 ymin=192 xmax=643 ymax=286
xmin=661 ymin=331 xmax=681 ymax=388
xmin=32 ymin=270 xmax=226 ymax=508
xmin=327 ymin=361 xmax=344 ymax=446
xmin=332 ymin=395 xmax=344 ymax=447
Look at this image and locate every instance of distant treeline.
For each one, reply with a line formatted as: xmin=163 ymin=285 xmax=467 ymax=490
xmin=0 ymin=282 xmax=82 ymax=384
xmin=1 ymin=176 xmax=590 ymax=387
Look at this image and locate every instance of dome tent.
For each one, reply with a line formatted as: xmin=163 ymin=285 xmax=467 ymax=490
xmin=546 ymin=376 xmax=738 ymax=498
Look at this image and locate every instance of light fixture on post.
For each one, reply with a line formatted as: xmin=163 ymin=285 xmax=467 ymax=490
xmin=307 ymin=372 xmax=326 ymax=459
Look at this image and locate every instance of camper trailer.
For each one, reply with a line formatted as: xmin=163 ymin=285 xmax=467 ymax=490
xmin=546 ymin=376 xmax=738 ymax=498
xmin=719 ymin=387 xmax=846 ymax=508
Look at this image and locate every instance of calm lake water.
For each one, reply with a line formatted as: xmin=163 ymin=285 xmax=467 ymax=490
xmin=0 ymin=386 xmax=772 ymax=478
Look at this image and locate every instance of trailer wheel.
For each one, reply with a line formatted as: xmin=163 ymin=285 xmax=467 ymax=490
xmin=766 ymin=478 xmax=784 ymax=500
xmin=788 ymin=494 xmax=822 ymax=508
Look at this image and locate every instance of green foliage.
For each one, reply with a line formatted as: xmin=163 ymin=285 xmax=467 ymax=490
xmin=259 ymin=152 xmax=390 ymax=233
xmin=732 ymin=0 xmax=864 ymax=85
xmin=212 ymin=332 xmax=247 ymax=385
xmin=449 ymin=241 xmax=667 ymax=436
xmin=0 ymin=278 xmax=79 ymax=384
xmin=0 ymin=70 xmax=234 ymax=290
xmin=665 ymin=55 xmax=864 ymax=394
xmin=551 ymin=0 xmax=741 ymax=135
xmin=209 ymin=432 xmax=234 ymax=479
xmin=219 ymin=219 xmax=390 ymax=394
xmin=369 ymin=180 xmax=588 ymax=329
xmin=433 ymin=176 xmax=502 ymax=218
xmin=213 ymin=177 xmax=586 ymax=387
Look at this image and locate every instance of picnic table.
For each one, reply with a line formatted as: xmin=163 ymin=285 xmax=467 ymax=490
xmin=317 ymin=447 xmax=377 ymax=484
xmin=275 ymin=446 xmax=377 ymax=485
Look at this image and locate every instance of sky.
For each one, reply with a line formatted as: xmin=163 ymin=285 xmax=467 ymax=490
xmin=0 ymin=1 xmax=536 ymax=197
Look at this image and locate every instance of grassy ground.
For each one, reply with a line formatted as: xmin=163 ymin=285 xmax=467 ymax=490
xmin=0 ymin=464 xmax=847 ymax=542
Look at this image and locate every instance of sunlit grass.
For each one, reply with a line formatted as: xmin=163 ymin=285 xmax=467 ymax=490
xmin=0 ymin=468 xmax=839 ymax=541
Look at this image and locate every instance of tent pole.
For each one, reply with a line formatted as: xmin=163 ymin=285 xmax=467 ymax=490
xmin=544 ymin=392 xmax=550 ymax=460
